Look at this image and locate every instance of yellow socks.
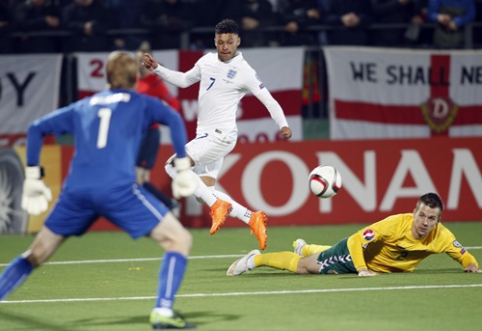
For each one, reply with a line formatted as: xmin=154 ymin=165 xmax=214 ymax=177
xmin=253 ymin=252 xmax=300 ymax=273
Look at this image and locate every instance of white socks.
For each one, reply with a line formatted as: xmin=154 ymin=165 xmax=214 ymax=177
xmin=152 ymin=307 xmax=173 ymax=317
xmin=165 ymin=163 xmax=253 ymax=224
xmin=213 ymin=190 xmax=251 ymax=224
xmin=165 ymin=163 xmax=217 ymax=206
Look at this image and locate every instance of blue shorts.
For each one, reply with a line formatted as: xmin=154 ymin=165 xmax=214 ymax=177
xmin=136 ymin=128 xmax=160 ymax=169
xmin=45 ymin=183 xmax=169 ymax=239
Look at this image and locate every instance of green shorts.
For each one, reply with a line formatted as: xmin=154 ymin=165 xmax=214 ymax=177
xmin=316 ymin=237 xmax=357 ymax=274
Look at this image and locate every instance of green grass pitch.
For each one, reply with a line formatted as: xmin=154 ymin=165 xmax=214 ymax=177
xmin=1 ymin=222 xmax=482 ymax=331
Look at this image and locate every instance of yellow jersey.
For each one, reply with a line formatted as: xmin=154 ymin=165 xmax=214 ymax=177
xmin=347 ymin=213 xmax=478 ymax=273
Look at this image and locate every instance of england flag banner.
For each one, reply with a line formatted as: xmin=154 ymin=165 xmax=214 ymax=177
xmin=323 ymin=47 xmax=482 ymax=140
xmin=76 ymin=48 xmax=304 ymax=143
xmin=0 ymin=54 xmax=62 ymax=147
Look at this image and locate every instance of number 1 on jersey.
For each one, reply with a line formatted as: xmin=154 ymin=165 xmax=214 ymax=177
xmin=97 ymin=108 xmax=112 ymax=149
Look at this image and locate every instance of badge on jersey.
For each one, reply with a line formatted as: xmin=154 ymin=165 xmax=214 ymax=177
xmin=255 ymin=74 xmax=265 ymax=89
xmin=227 ymin=69 xmax=237 ymax=79
xmin=453 ymin=240 xmax=466 ymax=254
xmin=362 ymin=229 xmax=375 ymax=241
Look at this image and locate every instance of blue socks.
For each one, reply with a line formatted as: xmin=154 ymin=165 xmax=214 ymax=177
xmin=155 ymin=251 xmax=187 ymax=309
xmin=0 ymin=256 xmax=34 ymax=301
xmin=1 ymin=253 xmax=188 ymax=305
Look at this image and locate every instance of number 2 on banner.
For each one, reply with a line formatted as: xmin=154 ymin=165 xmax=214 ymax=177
xmin=97 ymin=108 xmax=112 ymax=149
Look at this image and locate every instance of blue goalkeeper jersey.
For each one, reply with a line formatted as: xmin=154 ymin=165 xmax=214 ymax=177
xmin=26 ymin=88 xmax=187 ymax=189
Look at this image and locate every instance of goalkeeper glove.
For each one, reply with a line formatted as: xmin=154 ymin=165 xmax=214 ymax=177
xmin=172 ymin=157 xmax=196 ymax=198
xmin=22 ymin=166 xmax=52 ymax=215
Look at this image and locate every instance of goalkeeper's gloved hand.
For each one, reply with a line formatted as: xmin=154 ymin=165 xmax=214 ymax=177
xmin=22 ymin=166 xmax=52 ymax=215
xmin=172 ymin=157 xmax=196 ymax=198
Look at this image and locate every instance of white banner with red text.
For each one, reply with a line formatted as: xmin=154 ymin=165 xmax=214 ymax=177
xmin=0 ymin=54 xmax=62 ymax=147
xmin=323 ymin=47 xmax=482 ymax=140
xmin=76 ymin=48 xmax=304 ymax=143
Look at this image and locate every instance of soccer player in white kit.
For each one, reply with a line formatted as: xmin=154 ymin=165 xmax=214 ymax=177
xmin=143 ymin=19 xmax=292 ymax=250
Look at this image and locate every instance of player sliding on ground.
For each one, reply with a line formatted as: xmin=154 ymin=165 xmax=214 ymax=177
xmin=142 ymin=18 xmax=292 ymax=251
xmin=227 ymin=193 xmax=482 ymax=276
xmin=0 ymin=51 xmax=197 ymax=329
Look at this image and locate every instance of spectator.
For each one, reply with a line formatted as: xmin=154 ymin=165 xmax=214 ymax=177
xmin=104 ymin=0 xmax=147 ymax=51
xmin=407 ymin=0 xmax=433 ymax=47
xmin=317 ymin=0 xmax=374 ymax=46
xmin=61 ymin=0 xmax=114 ymax=52
xmin=140 ymin=0 xmax=195 ymax=50
xmin=426 ymin=0 xmax=476 ymax=48
xmin=190 ymin=0 xmax=228 ymax=49
xmin=370 ymin=0 xmax=426 ymax=47
xmin=223 ymin=0 xmax=276 ymax=47
xmin=0 ymin=0 xmax=14 ymax=53
xmin=276 ymin=0 xmax=321 ymax=46
xmin=473 ymin=0 xmax=482 ymax=46
xmin=12 ymin=0 xmax=61 ymax=53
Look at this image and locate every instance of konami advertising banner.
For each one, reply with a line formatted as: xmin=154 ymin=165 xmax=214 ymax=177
xmin=171 ymin=137 xmax=481 ymax=227
xmin=16 ymin=137 xmax=480 ymax=233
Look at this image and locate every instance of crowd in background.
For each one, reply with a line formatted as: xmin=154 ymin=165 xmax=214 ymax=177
xmin=0 ymin=0 xmax=481 ymax=54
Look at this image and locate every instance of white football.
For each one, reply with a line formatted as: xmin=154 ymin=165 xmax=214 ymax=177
xmin=309 ymin=165 xmax=342 ymax=198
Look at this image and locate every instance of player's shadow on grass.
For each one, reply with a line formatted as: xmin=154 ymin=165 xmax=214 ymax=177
xmin=0 ymin=308 xmax=70 ymax=331
xmin=73 ymin=310 xmax=240 ymax=327
xmin=412 ymin=268 xmax=462 ymax=274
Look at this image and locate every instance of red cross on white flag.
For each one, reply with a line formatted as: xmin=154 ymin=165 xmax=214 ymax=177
xmin=324 ymin=47 xmax=482 ymax=140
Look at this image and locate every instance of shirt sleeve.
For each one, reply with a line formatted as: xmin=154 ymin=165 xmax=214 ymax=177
xmin=244 ymin=71 xmax=289 ymax=129
xmin=146 ymin=98 xmax=187 ymax=158
xmin=153 ymin=63 xmax=201 ymax=88
xmin=26 ymin=105 xmax=75 ymax=166
xmin=347 ymin=234 xmax=367 ymax=271
xmin=439 ymin=226 xmax=479 ymax=268
xmin=346 ymin=217 xmax=393 ymax=272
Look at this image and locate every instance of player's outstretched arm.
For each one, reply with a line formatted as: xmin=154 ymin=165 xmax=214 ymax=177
xmin=464 ymin=263 xmax=482 ymax=273
xmin=142 ymin=53 xmax=158 ymax=71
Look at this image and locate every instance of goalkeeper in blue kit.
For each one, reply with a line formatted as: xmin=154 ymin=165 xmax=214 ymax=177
xmin=0 ymin=51 xmax=197 ymax=329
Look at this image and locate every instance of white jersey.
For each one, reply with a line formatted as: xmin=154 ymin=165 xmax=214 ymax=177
xmin=153 ymin=51 xmax=288 ymax=137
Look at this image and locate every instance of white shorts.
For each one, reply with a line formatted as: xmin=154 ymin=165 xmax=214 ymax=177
xmin=185 ymin=129 xmax=236 ymax=179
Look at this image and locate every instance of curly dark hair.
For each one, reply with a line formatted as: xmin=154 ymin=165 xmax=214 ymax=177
xmin=215 ymin=19 xmax=239 ymax=35
xmin=417 ymin=193 xmax=444 ymax=213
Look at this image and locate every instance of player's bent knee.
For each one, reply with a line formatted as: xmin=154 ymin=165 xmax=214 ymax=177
xmin=297 ymin=255 xmax=319 ymax=274
xmin=177 ymin=228 xmax=193 ymax=252
xmin=151 ymin=214 xmax=192 ymax=255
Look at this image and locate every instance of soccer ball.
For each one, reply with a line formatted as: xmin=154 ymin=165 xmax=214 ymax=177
xmin=308 ymin=165 xmax=342 ymax=198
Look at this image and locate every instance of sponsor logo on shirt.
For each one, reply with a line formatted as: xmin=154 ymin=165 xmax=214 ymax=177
xmin=453 ymin=240 xmax=466 ymax=254
xmin=255 ymin=74 xmax=265 ymax=89
xmin=363 ymin=229 xmax=375 ymax=241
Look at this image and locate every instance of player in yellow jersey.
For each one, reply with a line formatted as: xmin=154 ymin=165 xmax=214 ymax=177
xmin=227 ymin=192 xmax=482 ymax=276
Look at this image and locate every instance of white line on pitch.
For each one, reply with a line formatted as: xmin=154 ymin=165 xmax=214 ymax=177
xmin=1 ymin=247 xmax=482 ymax=267
xmin=2 ymin=284 xmax=482 ymax=304
xmin=0 ymin=254 xmax=244 ymax=267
